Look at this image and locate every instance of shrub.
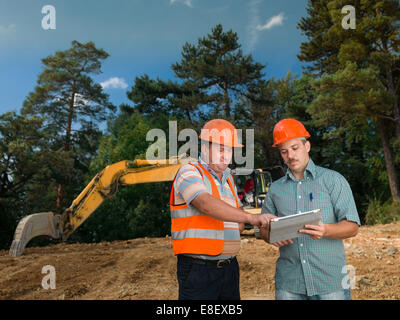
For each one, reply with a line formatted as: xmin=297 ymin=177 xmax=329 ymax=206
xmin=365 ymin=198 xmax=400 ymax=225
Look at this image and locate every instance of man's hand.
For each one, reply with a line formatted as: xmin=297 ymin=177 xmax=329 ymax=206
xmin=247 ymin=214 xmax=270 ymax=228
xmin=299 ymin=221 xmax=326 ymax=240
xmin=269 ymin=239 xmax=294 ymax=248
xmin=259 ymin=214 xmax=293 ymax=247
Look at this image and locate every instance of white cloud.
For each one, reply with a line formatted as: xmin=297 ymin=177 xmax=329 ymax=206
xmin=246 ymin=6 xmax=286 ymax=51
xmin=0 ymin=24 xmax=16 ymax=35
xmin=170 ymin=0 xmax=193 ymax=8
xmin=246 ymin=0 xmax=262 ymax=51
xmin=100 ymin=77 xmax=128 ymax=90
xmin=256 ymin=12 xmax=285 ymax=31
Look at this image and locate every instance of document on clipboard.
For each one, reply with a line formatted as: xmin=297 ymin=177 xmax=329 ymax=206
xmin=266 ymin=209 xmax=321 ymax=243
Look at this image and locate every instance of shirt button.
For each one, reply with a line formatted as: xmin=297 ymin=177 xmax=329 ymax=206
xmin=299 ymin=181 xmax=302 ymax=185
xmin=298 ymin=195 xmax=301 ymax=199
xmin=300 ymin=243 xmax=303 ymax=247
xmin=303 ymin=260 xmax=306 ymax=264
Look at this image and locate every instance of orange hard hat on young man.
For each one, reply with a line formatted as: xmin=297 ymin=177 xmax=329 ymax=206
xmin=272 ymin=118 xmax=311 ymax=147
xmin=200 ymin=119 xmax=244 ymax=148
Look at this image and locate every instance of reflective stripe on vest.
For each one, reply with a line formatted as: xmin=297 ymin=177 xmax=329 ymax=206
xmin=170 ymin=162 xmax=238 ymax=256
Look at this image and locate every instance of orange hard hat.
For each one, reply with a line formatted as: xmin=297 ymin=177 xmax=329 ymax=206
xmin=199 ymin=119 xmax=244 ymax=148
xmin=272 ymin=118 xmax=310 ymax=147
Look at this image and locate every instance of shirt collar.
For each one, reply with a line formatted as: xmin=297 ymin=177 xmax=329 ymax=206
xmin=284 ymin=158 xmax=316 ymax=182
xmin=198 ymin=153 xmax=231 ymax=182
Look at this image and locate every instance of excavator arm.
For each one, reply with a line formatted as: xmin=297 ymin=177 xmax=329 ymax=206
xmin=9 ymin=155 xmax=195 ymax=256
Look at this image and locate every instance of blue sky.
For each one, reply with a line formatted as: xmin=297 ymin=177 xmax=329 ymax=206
xmin=0 ymin=0 xmax=309 ymax=115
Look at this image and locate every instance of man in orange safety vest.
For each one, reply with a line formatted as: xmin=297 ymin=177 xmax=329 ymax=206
xmin=170 ymin=118 xmax=269 ymax=300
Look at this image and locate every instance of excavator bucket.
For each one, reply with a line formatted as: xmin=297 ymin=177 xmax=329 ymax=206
xmin=9 ymin=212 xmax=62 ymax=257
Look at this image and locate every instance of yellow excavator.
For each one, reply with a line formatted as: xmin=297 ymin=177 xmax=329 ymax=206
xmin=9 ymin=154 xmax=278 ymax=256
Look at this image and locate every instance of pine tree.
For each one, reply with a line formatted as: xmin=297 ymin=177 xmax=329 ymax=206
xmin=298 ymin=0 xmax=400 ymax=200
xmin=22 ymin=41 xmax=115 ymax=212
xmin=172 ymin=24 xmax=266 ymax=119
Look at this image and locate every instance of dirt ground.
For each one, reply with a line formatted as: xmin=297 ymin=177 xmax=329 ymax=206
xmin=0 ymin=222 xmax=399 ymax=300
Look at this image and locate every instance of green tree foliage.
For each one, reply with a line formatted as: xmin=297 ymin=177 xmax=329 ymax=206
xmin=172 ymin=24 xmax=266 ymax=119
xmin=298 ymin=0 xmax=400 ymax=201
xmin=127 ymin=75 xmax=209 ymax=123
xmin=0 ymin=112 xmax=47 ymax=247
xmin=72 ymin=110 xmax=172 ymax=242
xmin=0 ymin=112 xmax=74 ymax=248
xmin=232 ymin=77 xmax=280 ymax=169
xmin=21 ymin=40 xmax=115 ymax=212
xmin=310 ymin=62 xmax=400 ymax=200
xmin=127 ymin=24 xmax=267 ymax=124
xmin=0 ymin=113 xmax=45 ymax=201
xmin=245 ymin=70 xmax=393 ymax=219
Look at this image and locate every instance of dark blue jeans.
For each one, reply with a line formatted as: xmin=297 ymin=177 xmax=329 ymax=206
xmin=177 ymin=256 xmax=240 ymax=300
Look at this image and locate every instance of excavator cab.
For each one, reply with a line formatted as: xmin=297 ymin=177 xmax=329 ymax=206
xmin=232 ymin=166 xmax=284 ymax=238
xmin=233 ymin=169 xmax=270 ymax=207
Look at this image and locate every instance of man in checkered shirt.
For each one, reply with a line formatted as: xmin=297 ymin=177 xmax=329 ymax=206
xmin=260 ymin=119 xmax=361 ymax=300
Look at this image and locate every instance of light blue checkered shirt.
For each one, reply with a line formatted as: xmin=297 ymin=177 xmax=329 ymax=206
xmin=261 ymin=158 xmax=361 ymax=296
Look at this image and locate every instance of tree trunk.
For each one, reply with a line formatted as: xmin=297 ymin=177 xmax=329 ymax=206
xmin=223 ymin=81 xmax=230 ymax=118
xmin=56 ymin=184 xmax=64 ymax=214
xmin=64 ymin=91 xmax=75 ymax=152
xmin=185 ymin=107 xmax=192 ymax=123
xmin=385 ymin=68 xmax=400 ymax=147
xmin=377 ymin=118 xmax=400 ymax=201
xmin=56 ymin=91 xmax=75 ymax=213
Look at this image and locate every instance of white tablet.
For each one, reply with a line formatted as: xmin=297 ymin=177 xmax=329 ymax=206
xmin=267 ymin=209 xmax=321 ymax=243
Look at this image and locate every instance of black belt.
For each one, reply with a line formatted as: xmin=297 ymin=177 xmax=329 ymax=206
xmin=178 ymin=255 xmax=236 ymax=268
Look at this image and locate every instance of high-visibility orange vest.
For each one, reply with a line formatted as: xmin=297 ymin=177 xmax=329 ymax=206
xmin=170 ymin=162 xmax=240 ymax=256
